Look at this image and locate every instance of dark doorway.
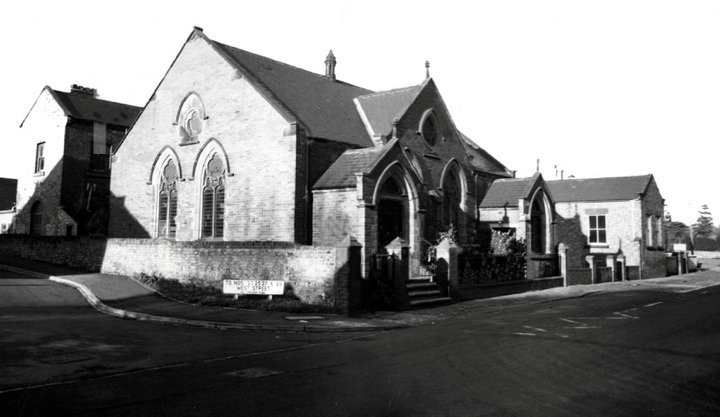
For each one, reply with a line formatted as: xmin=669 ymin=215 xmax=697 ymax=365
xmin=376 ymin=177 xmax=408 ymax=249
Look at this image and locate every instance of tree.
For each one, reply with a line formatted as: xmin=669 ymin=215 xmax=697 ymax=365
xmin=664 ymin=209 xmax=690 ymax=246
xmin=693 ymin=205 xmax=715 ymax=239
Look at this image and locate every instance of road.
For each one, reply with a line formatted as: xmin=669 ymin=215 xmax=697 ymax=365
xmin=2 ymin=268 xmax=720 ymax=416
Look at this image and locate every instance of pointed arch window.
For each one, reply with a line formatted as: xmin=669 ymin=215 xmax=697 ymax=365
xmin=201 ymin=154 xmax=225 ymax=239
xmin=442 ymin=169 xmax=461 ymax=229
xmin=177 ymin=93 xmax=205 ymax=144
xmin=158 ymin=160 xmax=179 ymax=238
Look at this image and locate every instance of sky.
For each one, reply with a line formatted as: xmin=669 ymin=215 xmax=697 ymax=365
xmin=1 ymin=0 xmax=718 ymax=225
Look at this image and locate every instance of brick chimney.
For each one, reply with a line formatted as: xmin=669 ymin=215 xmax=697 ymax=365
xmin=70 ymin=84 xmax=98 ymax=98
xmin=324 ymin=50 xmax=336 ymax=81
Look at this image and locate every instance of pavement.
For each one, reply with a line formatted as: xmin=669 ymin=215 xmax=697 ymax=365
xmin=1 ymin=255 xmax=720 ymax=333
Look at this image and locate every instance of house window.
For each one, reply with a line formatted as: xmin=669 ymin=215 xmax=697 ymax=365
xmin=646 ymin=215 xmax=654 ymax=246
xmin=93 ymin=123 xmax=108 ymax=155
xmin=30 ymin=201 xmax=42 ymax=236
xmin=35 ymin=142 xmax=45 ymax=173
xmin=589 ymin=215 xmax=606 ymax=244
xmin=157 ymin=160 xmax=179 ymax=238
xmin=655 ymin=217 xmax=663 ymax=247
xmin=201 ymin=154 xmax=225 ymax=239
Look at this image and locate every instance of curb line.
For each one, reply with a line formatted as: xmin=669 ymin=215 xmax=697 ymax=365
xmin=0 ymin=264 xmax=407 ymax=333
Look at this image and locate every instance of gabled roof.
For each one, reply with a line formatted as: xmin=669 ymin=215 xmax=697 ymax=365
xmin=21 ymin=86 xmax=142 ymax=128
xmin=354 ymin=83 xmax=425 ymax=138
xmin=210 ymin=38 xmax=374 ymax=147
xmin=547 ymin=175 xmax=653 ymax=202
xmin=313 ymin=145 xmax=391 ymax=190
xmin=0 ymin=177 xmax=17 ymax=211
xmin=479 ymin=173 xmax=542 ymax=208
xmin=459 ymin=132 xmax=513 ymax=177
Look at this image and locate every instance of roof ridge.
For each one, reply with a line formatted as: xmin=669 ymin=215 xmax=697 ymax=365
xmin=546 ymin=174 xmax=651 ymax=183
xmin=356 ymin=84 xmax=422 ymax=99
xmin=53 ymin=89 xmax=142 ymax=109
xmin=211 ymin=40 xmax=374 ymax=94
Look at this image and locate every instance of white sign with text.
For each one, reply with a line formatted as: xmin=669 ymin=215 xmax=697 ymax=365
xmin=223 ymin=279 xmax=284 ymax=295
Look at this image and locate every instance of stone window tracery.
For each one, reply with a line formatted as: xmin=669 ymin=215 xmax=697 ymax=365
xmin=201 ymin=153 xmax=225 ymax=239
xmin=177 ymin=93 xmax=205 ymax=143
xmin=419 ymin=109 xmax=440 ymax=148
xmin=158 ymin=160 xmax=179 ymax=238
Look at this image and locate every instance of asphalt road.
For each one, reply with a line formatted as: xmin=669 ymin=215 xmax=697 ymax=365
xmin=2 ymin=269 xmax=720 ymax=416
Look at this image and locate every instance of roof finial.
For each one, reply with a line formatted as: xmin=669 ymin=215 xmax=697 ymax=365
xmin=391 ymin=118 xmax=399 ymax=139
xmin=325 ymin=50 xmax=337 ymax=81
xmin=536 ymin=158 xmax=540 ymax=172
xmin=425 ymin=60 xmax=430 ymax=79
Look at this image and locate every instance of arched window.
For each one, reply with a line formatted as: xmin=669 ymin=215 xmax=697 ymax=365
xmin=158 ymin=160 xmax=179 ymax=238
xmin=442 ymin=169 xmax=461 ymax=229
xmin=30 ymin=201 xmax=42 ymax=236
xmin=201 ymin=153 xmax=225 ymax=239
xmin=177 ymin=93 xmax=205 ymax=143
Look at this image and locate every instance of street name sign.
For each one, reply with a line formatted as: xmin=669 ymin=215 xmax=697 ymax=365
xmin=223 ymin=279 xmax=284 ymax=295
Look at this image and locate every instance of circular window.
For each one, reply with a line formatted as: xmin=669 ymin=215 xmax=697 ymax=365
xmin=421 ymin=113 xmax=438 ymax=147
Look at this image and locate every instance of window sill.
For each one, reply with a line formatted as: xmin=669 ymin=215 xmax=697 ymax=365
xmin=179 ymin=140 xmax=200 ymax=147
xmin=588 ymin=243 xmax=609 ymax=249
xmin=33 ymin=171 xmax=45 ymax=177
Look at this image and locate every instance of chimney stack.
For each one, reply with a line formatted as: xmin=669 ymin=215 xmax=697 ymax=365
xmin=325 ymin=50 xmax=336 ymax=81
xmin=70 ymin=84 xmax=97 ymax=98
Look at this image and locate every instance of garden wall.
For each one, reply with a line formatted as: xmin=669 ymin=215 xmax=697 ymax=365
xmin=0 ymin=235 xmax=358 ymax=310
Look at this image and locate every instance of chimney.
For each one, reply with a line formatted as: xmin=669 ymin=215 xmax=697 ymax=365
xmin=70 ymin=84 xmax=97 ymax=98
xmin=325 ymin=50 xmax=336 ymax=81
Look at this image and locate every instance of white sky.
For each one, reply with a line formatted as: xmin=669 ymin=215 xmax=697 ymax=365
xmin=1 ymin=0 xmax=718 ymax=225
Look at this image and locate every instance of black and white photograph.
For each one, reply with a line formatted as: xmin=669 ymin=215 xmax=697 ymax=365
xmin=1 ymin=1 xmax=720 ymax=416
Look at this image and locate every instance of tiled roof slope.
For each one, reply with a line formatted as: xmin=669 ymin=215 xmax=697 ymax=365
xmin=0 ymin=177 xmax=18 ymax=211
xmin=313 ymin=146 xmax=389 ymax=189
xmin=211 ymin=40 xmax=375 ymax=147
xmin=547 ymin=175 xmax=652 ymax=202
xmin=354 ymin=84 xmax=424 ymax=138
xmin=49 ymin=89 xmax=142 ymax=127
xmin=459 ymin=132 xmax=512 ymax=176
xmin=479 ymin=176 xmax=536 ymax=208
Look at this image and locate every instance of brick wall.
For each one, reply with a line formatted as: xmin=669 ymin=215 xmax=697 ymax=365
xmin=110 ymin=34 xmax=299 ymax=242
xmin=0 ymin=235 xmax=350 ymax=306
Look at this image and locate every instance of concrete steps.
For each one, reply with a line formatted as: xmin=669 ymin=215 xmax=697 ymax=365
xmin=406 ymin=276 xmax=451 ymax=308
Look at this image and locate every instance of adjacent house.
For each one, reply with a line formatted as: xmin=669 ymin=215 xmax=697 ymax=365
xmin=13 ymin=84 xmax=141 ymax=236
xmin=109 ymin=27 xmax=512 ymax=283
xmin=548 ymin=174 xmax=666 ymax=281
xmin=0 ymin=178 xmax=18 ymax=233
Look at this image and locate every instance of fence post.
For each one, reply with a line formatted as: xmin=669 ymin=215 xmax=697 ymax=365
xmin=617 ymin=254 xmax=626 ymax=281
xmin=558 ymin=243 xmax=568 ymax=287
xmin=606 ymin=254 xmax=616 ymax=283
xmin=385 ymin=237 xmax=410 ymax=309
xmin=334 ymin=236 xmax=362 ymax=316
xmin=436 ymin=238 xmax=458 ymax=299
xmin=585 ymin=255 xmax=596 ymax=284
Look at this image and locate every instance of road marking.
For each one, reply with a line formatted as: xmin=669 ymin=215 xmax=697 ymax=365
xmin=560 ymin=318 xmax=582 ymax=324
xmin=514 ymin=332 xmax=536 ymax=336
xmin=643 ymin=301 xmax=664 ymax=308
xmin=554 ymin=333 xmax=570 ymax=338
xmin=563 ymin=326 xmax=599 ymax=329
xmin=613 ymin=312 xmax=639 ymax=319
xmin=523 ymin=325 xmax=547 ymax=332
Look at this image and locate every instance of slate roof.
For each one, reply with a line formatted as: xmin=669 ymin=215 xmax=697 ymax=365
xmin=547 ymin=175 xmax=653 ymax=202
xmin=479 ymin=174 xmax=539 ymax=208
xmin=313 ymin=146 xmax=391 ymax=190
xmin=211 ymin=40 xmax=374 ymax=147
xmin=48 ymin=88 xmax=142 ymax=127
xmin=0 ymin=178 xmax=17 ymax=211
xmin=354 ymin=84 xmax=424 ymax=138
xmin=459 ymin=132 xmax=512 ymax=176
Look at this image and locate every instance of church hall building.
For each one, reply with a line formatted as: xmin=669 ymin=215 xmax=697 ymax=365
xmin=109 ymin=27 xmax=512 ymax=280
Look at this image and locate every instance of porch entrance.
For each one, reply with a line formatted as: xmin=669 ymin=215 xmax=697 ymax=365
xmin=376 ymin=177 xmax=408 ymax=249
